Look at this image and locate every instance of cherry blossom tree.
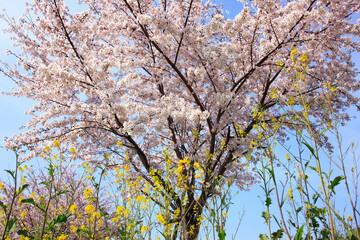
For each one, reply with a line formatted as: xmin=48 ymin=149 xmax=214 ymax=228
xmin=1 ymin=0 xmax=360 ymax=238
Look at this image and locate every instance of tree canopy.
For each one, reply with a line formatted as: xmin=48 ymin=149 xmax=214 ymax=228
xmin=1 ymin=0 xmax=360 ymax=238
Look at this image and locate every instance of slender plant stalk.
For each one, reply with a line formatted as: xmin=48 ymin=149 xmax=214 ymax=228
xmin=40 ymin=164 xmax=54 ymax=239
xmin=1 ymin=151 xmax=19 ymax=240
xmin=335 ymin=127 xmax=360 ymax=239
xmin=267 ymin=151 xmax=292 ymax=240
xmin=92 ymin=165 xmax=106 ymax=240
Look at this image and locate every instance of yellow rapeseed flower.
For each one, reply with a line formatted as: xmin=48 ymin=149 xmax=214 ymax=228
xmin=123 ymin=209 xmax=130 ymax=216
xmin=20 ymin=210 xmax=27 ymax=219
xmin=174 ymin=208 xmax=180 ymax=217
xmin=290 ymin=47 xmax=298 ymax=59
xmin=287 ymin=96 xmax=295 ymax=105
xmin=298 ymin=172 xmax=305 ymax=180
xmin=287 ymin=189 xmax=293 ymax=200
xmin=19 ymin=236 xmax=30 ymax=240
xmin=324 ymin=81 xmax=331 ymax=89
xmin=84 ymin=188 xmax=93 ymax=199
xmin=57 ymin=234 xmax=68 ymax=240
xmin=136 ymin=195 xmax=146 ymax=203
xmin=93 ymin=212 xmax=101 ymax=219
xmin=299 ymin=53 xmax=308 ymax=63
xmin=116 ymin=206 xmax=124 ymax=214
xmin=141 ymin=226 xmax=149 ymax=233
xmin=84 ymin=205 xmax=95 ymax=215
xmin=69 ymin=204 xmax=77 ymax=214
xmin=276 ymin=60 xmax=284 ymax=68
xmin=70 ymin=225 xmax=77 ymax=233
xmin=155 ymin=214 xmax=166 ymax=224
xmin=53 ymin=140 xmax=61 ymax=148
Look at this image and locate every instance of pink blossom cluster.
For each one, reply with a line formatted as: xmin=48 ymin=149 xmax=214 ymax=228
xmin=1 ymin=0 xmax=359 ymax=237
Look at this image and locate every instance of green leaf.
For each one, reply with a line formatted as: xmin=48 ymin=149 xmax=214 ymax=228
xmin=21 ymin=198 xmax=45 ymax=212
xmin=17 ymin=229 xmax=28 ymax=236
xmin=312 ymin=193 xmax=320 ymax=204
xmin=289 ymin=219 xmax=296 ymax=228
xmin=157 ymin=229 xmax=166 ymax=238
xmin=218 ymin=230 xmax=226 ymax=240
xmin=272 ymin=215 xmax=282 ymax=230
xmin=261 ymin=211 xmax=270 ymax=222
xmin=48 ymin=165 xmax=54 ymax=177
xmin=296 ymin=206 xmax=303 ymax=214
xmin=106 ymin=225 xmax=111 ymax=234
xmin=309 ymin=166 xmax=319 ymax=174
xmin=305 ymin=97 xmax=316 ymax=108
xmin=6 ymin=218 xmax=17 ymax=235
xmin=100 ymin=210 xmax=109 ymax=217
xmin=294 ymin=225 xmax=304 ymax=240
xmin=318 ymin=128 xmax=329 ymax=137
xmin=221 ymin=196 xmax=227 ymax=206
xmin=17 ymin=184 xmax=29 ymax=195
xmin=265 ymin=197 xmax=272 ymax=207
xmin=51 ymin=214 xmax=68 ymax=227
xmin=302 ymin=142 xmax=317 ymax=159
xmin=4 ymin=170 xmax=15 ymax=179
xmin=17 ymin=229 xmax=33 ymax=239
xmin=259 ymin=233 xmax=269 ymax=240
xmin=320 ymin=228 xmax=330 ymax=239
xmin=271 ymin=229 xmax=283 ymax=239
xmin=0 ymin=200 xmax=7 ymax=211
xmin=21 ymin=198 xmax=36 ymax=205
xmin=346 ymin=227 xmax=360 ymax=240
xmin=328 ymin=176 xmax=345 ymax=192
xmin=77 ymin=227 xmax=88 ymax=234
xmin=268 ymin=188 xmax=274 ymax=195
xmin=54 ymin=190 xmax=69 ymax=198
xmin=265 ymin=167 xmax=275 ymax=180
xmin=211 ymin=209 xmax=216 ymax=219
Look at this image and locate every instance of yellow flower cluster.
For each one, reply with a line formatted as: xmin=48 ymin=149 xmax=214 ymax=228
xmin=287 ymin=188 xmax=293 ymax=200
xmin=84 ymin=188 xmax=93 ymax=199
xmin=69 ymin=204 xmax=77 ymax=214
xmin=155 ymin=213 xmax=166 ymax=224
xmin=84 ymin=204 xmax=95 ymax=215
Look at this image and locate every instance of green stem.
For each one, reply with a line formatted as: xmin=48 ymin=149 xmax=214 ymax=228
xmin=335 ymin=128 xmax=360 ymax=239
xmin=92 ymin=166 xmax=106 ymax=240
xmin=1 ymin=151 xmax=20 ymax=240
xmin=40 ymin=164 xmax=54 ymax=239
xmin=303 ymin=112 xmax=336 ymax=240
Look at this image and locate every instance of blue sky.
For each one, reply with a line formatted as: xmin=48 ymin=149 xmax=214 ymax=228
xmin=0 ymin=1 xmax=359 ymax=239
